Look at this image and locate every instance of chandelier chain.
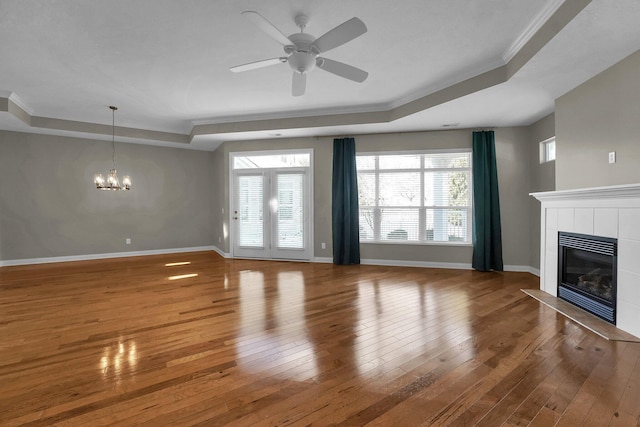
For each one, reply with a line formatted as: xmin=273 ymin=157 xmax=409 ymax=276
xmin=111 ymin=106 xmax=117 ymax=169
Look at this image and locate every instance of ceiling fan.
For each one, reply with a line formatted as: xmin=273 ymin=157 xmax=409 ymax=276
xmin=230 ymin=11 xmax=368 ymax=96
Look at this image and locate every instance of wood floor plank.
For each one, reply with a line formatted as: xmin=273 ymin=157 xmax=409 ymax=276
xmin=2 ymin=252 xmax=640 ymax=426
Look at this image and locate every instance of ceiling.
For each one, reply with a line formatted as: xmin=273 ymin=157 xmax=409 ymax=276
xmin=1 ymin=0 xmax=640 ymax=151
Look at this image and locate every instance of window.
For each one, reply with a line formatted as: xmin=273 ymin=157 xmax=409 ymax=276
xmin=540 ymin=137 xmax=556 ymax=163
xmin=233 ymin=153 xmax=310 ymax=169
xmin=356 ymin=150 xmax=472 ymax=244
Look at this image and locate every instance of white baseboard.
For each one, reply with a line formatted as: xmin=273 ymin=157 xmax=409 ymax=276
xmin=361 ymin=258 xmax=473 ymax=270
xmin=211 ymin=246 xmax=231 ymax=258
xmin=0 ymin=246 xmax=217 ymax=267
xmin=334 ymin=258 xmax=540 ymax=275
xmin=504 ymin=265 xmax=540 ymax=276
xmin=1 ymin=248 xmax=541 ymax=277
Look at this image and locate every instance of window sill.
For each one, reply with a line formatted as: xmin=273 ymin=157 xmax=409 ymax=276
xmin=360 ymin=240 xmax=472 ymax=247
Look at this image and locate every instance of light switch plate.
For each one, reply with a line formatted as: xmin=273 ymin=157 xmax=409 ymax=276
xmin=609 ymin=151 xmax=616 ymax=164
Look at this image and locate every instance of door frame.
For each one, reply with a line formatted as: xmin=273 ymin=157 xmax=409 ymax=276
xmin=229 ymin=149 xmax=314 ymax=261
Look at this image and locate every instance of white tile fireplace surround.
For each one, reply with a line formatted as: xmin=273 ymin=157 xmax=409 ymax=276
xmin=532 ymin=183 xmax=640 ymax=338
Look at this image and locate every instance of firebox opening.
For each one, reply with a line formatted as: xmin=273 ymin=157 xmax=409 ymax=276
xmin=558 ymin=232 xmax=617 ymax=324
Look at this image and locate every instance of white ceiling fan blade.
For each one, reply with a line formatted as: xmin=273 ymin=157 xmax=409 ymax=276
xmin=230 ymin=57 xmax=286 ymax=73
xmin=292 ymin=72 xmax=306 ymax=96
xmin=242 ymin=11 xmax=291 ymax=46
xmin=311 ymin=17 xmax=367 ymax=53
xmin=316 ymin=58 xmax=368 ymax=83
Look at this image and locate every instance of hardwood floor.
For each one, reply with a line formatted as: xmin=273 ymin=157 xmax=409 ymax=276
xmin=1 ymin=251 xmax=639 ymax=426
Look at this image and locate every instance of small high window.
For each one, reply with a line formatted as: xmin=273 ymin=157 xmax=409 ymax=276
xmin=540 ymin=137 xmax=556 ymax=163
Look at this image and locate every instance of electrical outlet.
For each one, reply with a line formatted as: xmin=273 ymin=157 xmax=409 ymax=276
xmin=321 ymin=242 xmax=326 ymax=249
xmin=125 ymin=238 xmax=131 ymax=245
xmin=608 ymin=151 xmax=616 ymax=164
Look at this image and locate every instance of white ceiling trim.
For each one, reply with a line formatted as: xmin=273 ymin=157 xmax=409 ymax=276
xmin=190 ymin=100 xmax=391 ymax=127
xmin=388 ymin=57 xmax=507 ymax=111
xmin=502 ymin=0 xmax=566 ymax=63
xmin=7 ymin=92 xmax=34 ymax=116
xmin=0 ymin=96 xmax=189 ymax=145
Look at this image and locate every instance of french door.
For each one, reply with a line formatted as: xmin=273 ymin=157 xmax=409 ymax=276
xmin=232 ymin=167 xmax=312 ymax=260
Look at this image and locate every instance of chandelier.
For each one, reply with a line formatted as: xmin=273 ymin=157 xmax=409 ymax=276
xmin=94 ymin=106 xmax=131 ymax=190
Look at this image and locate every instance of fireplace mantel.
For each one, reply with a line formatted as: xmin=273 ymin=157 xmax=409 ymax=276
xmin=532 ymin=183 xmax=640 ymax=202
xmin=531 ymin=183 xmax=640 ymax=338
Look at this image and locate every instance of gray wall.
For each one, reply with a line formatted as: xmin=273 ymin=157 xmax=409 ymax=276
xmin=0 ymin=131 xmax=214 ymax=260
xmin=556 ymin=48 xmax=640 ymax=190
xmin=217 ymin=127 xmax=533 ymax=267
xmin=211 ymin=147 xmax=225 ymax=250
xmin=528 ymin=114 xmax=556 ymax=270
xmin=0 ymin=126 xmax=537 ymax=268
xmin=494 ymin=127 xmax=534 ymax=268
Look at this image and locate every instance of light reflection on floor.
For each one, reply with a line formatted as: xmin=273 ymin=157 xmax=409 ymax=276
xmin=99 ymin=338 xmax=138 ymax=388
xmin=231 ymin=264 xmax=474 ymax=389
xmin=235 ymin=269 xmax=319 ymax=378
xmin=351 ymin=279 xmax=473 ymax=382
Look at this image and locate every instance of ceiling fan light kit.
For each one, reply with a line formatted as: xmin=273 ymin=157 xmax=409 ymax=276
xmin=230 ymin=11 xmax=368 ymax=96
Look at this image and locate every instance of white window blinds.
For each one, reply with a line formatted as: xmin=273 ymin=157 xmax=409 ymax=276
xmin=356 ymin=151 xmax=472 ymax=243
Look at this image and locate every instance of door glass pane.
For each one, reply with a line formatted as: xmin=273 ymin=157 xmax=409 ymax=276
xmin=277 ymin=173 xmax=304 ymax=249
xmin=238 ymin=175 xmax=263 ymax=247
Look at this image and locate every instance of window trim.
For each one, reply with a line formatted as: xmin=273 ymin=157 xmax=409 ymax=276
xmin=356 ymin=148 xmax=473 ymax=246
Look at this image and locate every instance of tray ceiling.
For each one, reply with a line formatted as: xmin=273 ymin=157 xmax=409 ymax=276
xmin=1 ymin=0 xmax=640 ymax=150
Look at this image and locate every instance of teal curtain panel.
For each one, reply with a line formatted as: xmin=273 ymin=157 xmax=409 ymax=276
xmin=472 ymin=131 xmax=504 ymax=271
xmin=332 ymin=137 xmax=361 ymax=265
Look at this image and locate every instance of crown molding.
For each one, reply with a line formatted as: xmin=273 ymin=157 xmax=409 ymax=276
xmin=8 ymin=92 xmax=34 ymax=116
xmin=390 ymin=65 xmax=508 ymax=121
xmin=389 ymin=56 xmax=507 ymax=110
xmin=1 ymin=96 xmax=190 ymax=145
xmin=30 ymin=116 xmax=190 ymax=144
xmin=506 ymin=0 xmax=592 ymax=78
xmin=190 ymin=109 xmax=391 ymax=137
xmin=503 ymin=0 xmax=566 ymax=63
xmin=191 ymin=102 xmax=390 ymax=127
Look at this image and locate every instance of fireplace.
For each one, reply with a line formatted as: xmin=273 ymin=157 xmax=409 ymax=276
xmin=532 ymin=184 xmax=640 ymax=338
xmin=558 ymin=232 xmax=617 ymax=324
